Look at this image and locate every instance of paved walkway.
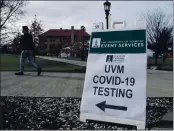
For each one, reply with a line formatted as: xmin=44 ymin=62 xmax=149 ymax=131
xmin=1 ymin=72 xmax=84 ymax=97
xmin=37 ymin=56 xmax=87 ymax=67
xmin=1 ymin=70 xmax=173 ymax=97
xmin=152 ymin=111 xmax=173 ymax=130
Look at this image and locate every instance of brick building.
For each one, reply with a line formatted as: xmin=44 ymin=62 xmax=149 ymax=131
xmin=38 ymin=26 xmax=90 ymax=56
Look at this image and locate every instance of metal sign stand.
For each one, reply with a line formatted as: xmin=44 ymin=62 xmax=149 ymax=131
xmin=81 ymin=20 xmax=147 ymax=130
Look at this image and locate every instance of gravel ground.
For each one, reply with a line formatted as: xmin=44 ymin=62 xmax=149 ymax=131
xmin=0 ymin=96 xmax=173 ymax=130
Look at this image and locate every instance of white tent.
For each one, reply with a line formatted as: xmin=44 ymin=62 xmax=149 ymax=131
xmin=147 ymin=49 xmax=154 ymax=58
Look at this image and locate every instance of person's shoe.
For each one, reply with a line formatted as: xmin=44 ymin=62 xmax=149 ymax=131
xmin=15 ymin=72 xmax=24 ymax=75
xmin=37 ymin=67 xmax=42 ymax=76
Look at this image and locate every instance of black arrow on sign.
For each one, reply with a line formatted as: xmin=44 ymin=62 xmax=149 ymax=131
xmin=96 ymin=101 xmax=127 ymax=112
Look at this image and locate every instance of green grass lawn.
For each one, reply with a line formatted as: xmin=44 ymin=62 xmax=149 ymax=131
xmin=0 ymin=54 xmax=83 ymax=72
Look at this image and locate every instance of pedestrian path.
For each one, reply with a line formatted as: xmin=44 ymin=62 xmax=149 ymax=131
xmin=1 ymin=70 xmax=173 ymax=97
xmin=152 ymin=111 xmax=173 ymax=130
xmin=37 ymin=56 xmax=87 ymax=67
xmin=161 ymin=111 xmax=173 ymax=121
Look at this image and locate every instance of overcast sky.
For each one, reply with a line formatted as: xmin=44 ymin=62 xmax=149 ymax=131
xmin=11 ymin=1 xmax=173 ymax=34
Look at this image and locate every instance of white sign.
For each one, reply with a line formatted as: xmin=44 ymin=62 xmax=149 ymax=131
xmin=80 ymin=29 xmax=147 ymax=129
xmin=93 ymin=22 xmax=104 ymax=31
xmin=112 ymin=21 xmax=127 ymax=29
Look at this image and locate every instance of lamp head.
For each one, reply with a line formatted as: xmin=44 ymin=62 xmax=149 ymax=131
xmin=104 ymin=0 xmax=111 ymax=12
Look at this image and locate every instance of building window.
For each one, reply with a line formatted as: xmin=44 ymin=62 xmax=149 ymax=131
xmin=50 ymin=40 xmax=55 ymax=43
xmin=44 ymin=44 xmax=47 ymax=49
xmin=42 ymin=44 xmax=47 ymax=49
xmin=50 ymin=44 xmax=52 ymax=49
xmin=50 ymin=44 xmax=55 ymax=49
xmin=57 ymin=38 xmax=60 ymax=42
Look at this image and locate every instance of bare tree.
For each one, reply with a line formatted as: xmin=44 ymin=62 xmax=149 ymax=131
xmin=158 ymin=26 xmax=173 ymax=63
xmin=0 ymin=0 xmax=27 ymax=46
xmin=140 ymin=8 xmax=172 ymax=65
xmin=0 ymin=30 xmax=20 ymax=45
xmin=12 ymin=32 xmax=22 ymax=56
xmin=29 ymin=15 xmax=44 ymax=61
xmin=0 ymin=0 xmax=27 ymax=29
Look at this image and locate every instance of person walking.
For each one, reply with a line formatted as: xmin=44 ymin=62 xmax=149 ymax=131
xmin=15 ymin=26 xmax=42 ymax=76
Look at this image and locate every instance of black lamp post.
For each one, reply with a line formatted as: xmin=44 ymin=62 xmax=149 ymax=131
xmin=103 ymin=0 xmax=111 ymax=29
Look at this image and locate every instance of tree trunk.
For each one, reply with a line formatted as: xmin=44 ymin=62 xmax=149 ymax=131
xmin=155 ymin=52 xmax=158 ymax=66
xmin=162 ymin=52 xmax=167 ymax=64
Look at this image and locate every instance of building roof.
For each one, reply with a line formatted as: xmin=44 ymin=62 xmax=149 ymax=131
xmin=41 ymin=29 xmax=90 ymax=37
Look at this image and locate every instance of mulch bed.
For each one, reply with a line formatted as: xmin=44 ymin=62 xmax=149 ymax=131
xmin=0 ymin=96 xmax=173 ymax=130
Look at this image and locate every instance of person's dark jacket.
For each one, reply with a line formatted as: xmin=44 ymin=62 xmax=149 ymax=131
xmin=20 ymin=33 xmax=34 ymax=51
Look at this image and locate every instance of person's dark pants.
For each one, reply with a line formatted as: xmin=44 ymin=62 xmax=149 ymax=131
xmin=20 ymin=50 xmax=39 ymax=72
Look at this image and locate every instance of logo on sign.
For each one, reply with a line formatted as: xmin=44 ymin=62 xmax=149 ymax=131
xmin=106 ymin=55 xmax=113 ymax=62
xmin=92 ymin=38 xmax=101 ymax=48
xmin=106 ymin=55 xmax=125 ymax=63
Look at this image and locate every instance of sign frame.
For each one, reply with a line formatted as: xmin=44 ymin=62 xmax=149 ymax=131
xmin=80 ymin=26 xmax=147 ymax=130
xmin=112 ymin=21 xmax=127 ymax=29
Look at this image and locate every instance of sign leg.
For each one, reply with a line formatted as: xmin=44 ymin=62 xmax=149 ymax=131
xmin=136 ymin=122 xmax=146 ymax=130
